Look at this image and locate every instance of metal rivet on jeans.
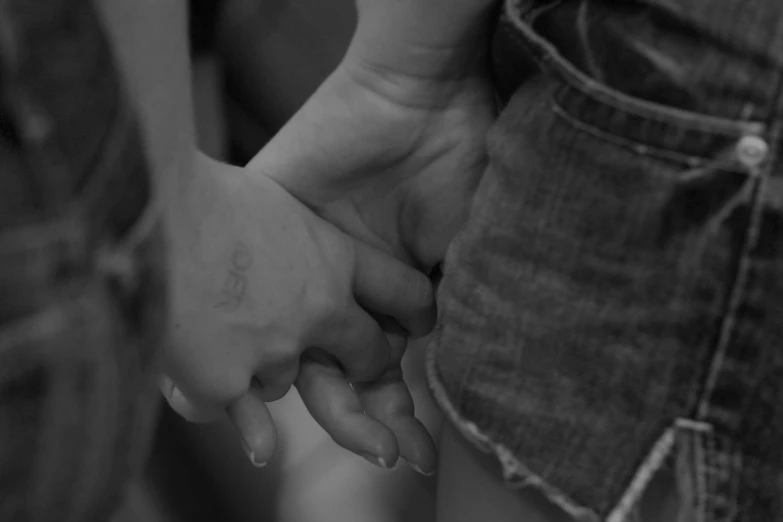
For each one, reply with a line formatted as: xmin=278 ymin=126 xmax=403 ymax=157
xmin=735 ymin=135 xmax=769 ymax=169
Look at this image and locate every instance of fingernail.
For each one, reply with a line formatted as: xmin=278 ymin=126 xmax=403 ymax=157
xmin=171 ymin=386 xmax=185 ymax=404
xmin=361 ymin=453 xmax=392 ymax=469
xmin=405 ymin=460 xmax=436 ymax=476
xmin=240 ymin=438 xmax=266 ymax=468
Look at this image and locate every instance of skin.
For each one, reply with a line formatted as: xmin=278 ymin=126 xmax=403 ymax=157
xmin=95 ymin=0 xmax=437 ymax=473
xmin=96 ymin=0 xmax=678 ymax=520
xmin=242 ymin=0 xmax=498 ymax=477
xmin=436 ymin=423 xmax=573 ymax=522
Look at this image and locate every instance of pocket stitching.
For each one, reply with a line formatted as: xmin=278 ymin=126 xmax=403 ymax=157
xmin=549 ymin=97 xmax=710 ymax=167
xmin=501 ymin=0 xmax=765 ymax=135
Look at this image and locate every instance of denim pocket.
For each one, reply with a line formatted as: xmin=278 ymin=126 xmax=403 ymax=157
xmin=0 ymin=0 xmax=167 ymax=520
xmin=501 ymin=0 xmax=768 ymax=160
xmin=430 ymin=32 xmax=780 ymax=520
xmin=501 ymin=0 xmax=783 ymax=122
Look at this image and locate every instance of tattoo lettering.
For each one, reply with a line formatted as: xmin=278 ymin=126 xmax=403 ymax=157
xmin=215 ymin=242 xmax=254 ymax=311
xmin=231 ymin=242 xmax=253 ymax=271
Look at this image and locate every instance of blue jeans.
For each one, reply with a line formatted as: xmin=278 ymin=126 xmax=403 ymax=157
xmin=0 ymin=1 xmax=166 ymax=521
xmin=428 ymin=1 xmax=783 ymax=520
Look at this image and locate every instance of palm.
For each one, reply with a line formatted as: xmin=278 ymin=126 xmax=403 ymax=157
xmin=248 ymin=61 xmax=495 ymax=270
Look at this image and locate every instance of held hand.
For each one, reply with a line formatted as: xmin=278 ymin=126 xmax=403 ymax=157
xmin=160 ymin=154 xmax=435 ymax=467
xmin=243 ymin=2 xmax=497 ymax=474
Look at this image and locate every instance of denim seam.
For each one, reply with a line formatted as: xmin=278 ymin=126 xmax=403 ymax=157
xmin=426 ymin=341 xmax=601 ymax=522
xmin=501 ymin=0 xmax=766 ymax=136
xmin=696 ymin=152 xmax=771 ymax=420
xmin=549 ymin=98 xmax=710 ymax=167
xmin=693 ymin=429 xmax=707 ymax=522
xmin=606 ymin=419 xmax=713 ymax=522
xmin=701 ymin=430 xmax=741 ymax=522
xmin=522 ymin=0 xmax=564 ymax=24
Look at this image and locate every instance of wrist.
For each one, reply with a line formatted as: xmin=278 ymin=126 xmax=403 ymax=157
xmin=162 ymin=150 xmax=224 ymax=251
xmin=347 ymin=0 xmax=497 ymax=79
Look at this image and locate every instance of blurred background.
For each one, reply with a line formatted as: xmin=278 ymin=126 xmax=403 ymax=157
xmin=115 ymin=1 xmax=444 ymax=520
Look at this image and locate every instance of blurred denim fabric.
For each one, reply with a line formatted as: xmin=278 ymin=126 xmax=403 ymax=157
xmin=0 ymin=1 xmax=166 ymax=521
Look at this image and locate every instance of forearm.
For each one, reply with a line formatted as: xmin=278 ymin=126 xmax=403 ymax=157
xmin=347 ymin=0 xmax=500 ymax=79
xmin=96 ymin=0 xmax=199 ymax=230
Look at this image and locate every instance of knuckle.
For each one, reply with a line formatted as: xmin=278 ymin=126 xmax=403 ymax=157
xmin=349 ymin=346 xmax=388 ymax=383
xmin=324 ymin=399 xmax=353 ymax=434
xmin=213 ymin=366 xmax=255 ymax=405
xmin=180 ymin=367 xmax=251 ymax=412
xmin=255 ymin=365 xmax=298 ymax=402
xmin=333 ymin=312 xmax=358 ymax=345
xmin=257 ymin=340 xmax=300 ymax=370
xmin=304 ymin=280 xmax=348 ymax=329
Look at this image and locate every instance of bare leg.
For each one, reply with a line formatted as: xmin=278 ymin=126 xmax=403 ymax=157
xmin=434 ymin=420 xmax=681 ymax=522
xmin=435 ymin=422 xmax=571 ymax=522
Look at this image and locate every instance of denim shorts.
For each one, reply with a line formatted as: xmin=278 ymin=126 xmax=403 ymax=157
xmin=0 ymin=1 xmax=167 ymax=520
xmin=427 ymin=1 xmax=783 ymax=520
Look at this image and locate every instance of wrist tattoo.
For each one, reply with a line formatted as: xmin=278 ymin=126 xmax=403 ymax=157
xmin=215 ymin=242 xmax=253 ymax=311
